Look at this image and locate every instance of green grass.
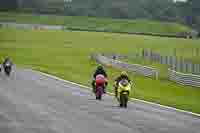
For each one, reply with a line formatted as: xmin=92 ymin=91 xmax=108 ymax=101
xmin=0 ymin=27 xmax=200 ymax=114
xmin=0 ymin=12 xmax=192 ymax=35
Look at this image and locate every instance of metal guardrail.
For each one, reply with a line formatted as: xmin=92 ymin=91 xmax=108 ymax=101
xmin=92 ymin=54 xmax=200 ymax=87
xmin=168 ymin=69 xmax=200 ymax=88
xmin=91 ymin=54 xmax=159 ymax=79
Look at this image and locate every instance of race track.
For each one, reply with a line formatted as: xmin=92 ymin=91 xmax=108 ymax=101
xmin=0 ymin=68 xmax=199 ymax=133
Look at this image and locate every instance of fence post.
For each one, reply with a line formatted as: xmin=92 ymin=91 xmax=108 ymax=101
xmin=142 ymin=49 xmax=145 ymax=58
xmin=196 ymin=64 xmax=199 ymax=75
xmin=176 ymin=59 xmax=180 ymax=72
xmin=163 ymin=55 xmax=166 ymax=65
xmin=158 ymin=54 xmax=161 ymax=64
xmin=162 ymin=56 xmax=165 ymax=65
xmin=188 ymin=62 xmax=192 ymax=73
xmin=198 ymin=64 xmax=200 ymax=75
xmin=179 ymin=57 xmax=183 ymax=72
xmin=155 ymin=53 xmax=158 ymax=62
xmin=143 ymin=49 xmax=146 ymax=59
xmin=160 ymin=55 xmax=163 ymax=64
xmin=192 ymin=63 xmax=195 ymax=74
xmin=181 ymin=59 xmax=184 ymax=72
xmin=161 ymin=56 xmax=164 ymax=64
xmin=145 ymin=50 xmax=148 ymax=60
xmin=150 ymin=50 xmax=153 ymax=62
xmin=166 ymin=56 xmax=170 ymax=66
xmin=194 ymin=64 xmax=197 ymax=74
xmin=172 ymin=56 xmax=176 ymax=70
xmin=169 ymin=56 xmax=173 ymax=68
xmin=153 ymin=53 xmax=156 ymax=62
xmin=183 ymin=61 xmax=187 ymax=73
xmin=157 ymin=53 xmax=160 ymax=62
xmin=152 ymin=52 xmax=155 ymax=62
xmin=155 ymin=71 xmax=159 ymax=80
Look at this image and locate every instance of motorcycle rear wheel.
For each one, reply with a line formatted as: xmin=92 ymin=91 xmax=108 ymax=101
xmin=120 ymin=93 xmax=128 ymax=108
xmin=95 ymin=88 xmax=102 ymax=100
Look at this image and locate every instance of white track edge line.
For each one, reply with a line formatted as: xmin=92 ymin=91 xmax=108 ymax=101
xmin=37 ymin=71 xmax=200 ymax=117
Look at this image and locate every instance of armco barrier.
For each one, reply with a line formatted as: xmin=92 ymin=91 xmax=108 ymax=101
xmin=91 ymin=54 xmax=159 ymax=79
xmin=168 ymin=69 xmax=200 ymax=88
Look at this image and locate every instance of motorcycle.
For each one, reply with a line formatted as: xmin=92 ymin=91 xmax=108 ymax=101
xmin=95 ymin=74 xmax=107 ymax=100
xmin=116 ymin=79 xmax=131 ymax=108
xmin=4 ymin=62 xmax=12 ymax=76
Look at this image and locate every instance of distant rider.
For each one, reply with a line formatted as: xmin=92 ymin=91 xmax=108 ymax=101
xmin=3 ymin=57 xmax=13 ymax=68
xmin=92 ymin=65 xmax=108 ymax=93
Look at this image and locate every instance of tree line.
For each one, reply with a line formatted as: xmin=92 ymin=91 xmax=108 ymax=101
xmin=0 ymin=0 xmax=199 ymax=31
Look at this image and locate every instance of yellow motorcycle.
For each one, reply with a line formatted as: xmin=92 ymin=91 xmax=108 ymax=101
xmin=115 ymin=79 xmax=131 ymax=108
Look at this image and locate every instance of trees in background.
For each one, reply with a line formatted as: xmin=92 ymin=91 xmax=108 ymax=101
xmin=1 ymin=0 xmax=199 ymax=30
xmin=0 ymin=0 xmax=17 ymax=11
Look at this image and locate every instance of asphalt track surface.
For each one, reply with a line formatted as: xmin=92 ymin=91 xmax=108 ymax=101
xmin=0 ymin=68 xmax=199 ymax=133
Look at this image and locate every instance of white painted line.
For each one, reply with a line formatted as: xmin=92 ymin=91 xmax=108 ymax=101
xmin=37 ymin=71 xmax=200 ymax=117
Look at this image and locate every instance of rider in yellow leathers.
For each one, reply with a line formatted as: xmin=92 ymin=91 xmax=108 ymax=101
xmin=114 ymin=71 xmax=131 ymax=97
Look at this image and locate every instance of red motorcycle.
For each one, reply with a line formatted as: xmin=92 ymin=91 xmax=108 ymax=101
xmin=95 ymin=74 xmax=107 ymax=100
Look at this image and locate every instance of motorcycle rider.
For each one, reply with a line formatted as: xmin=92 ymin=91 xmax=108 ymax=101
xmin=114 ymin=71 xmax=131 ymax=97
xmin=92 ymin=65 xmax=108 ymax=93
xmin=3 ymin=57 xmax=13 ymax=68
